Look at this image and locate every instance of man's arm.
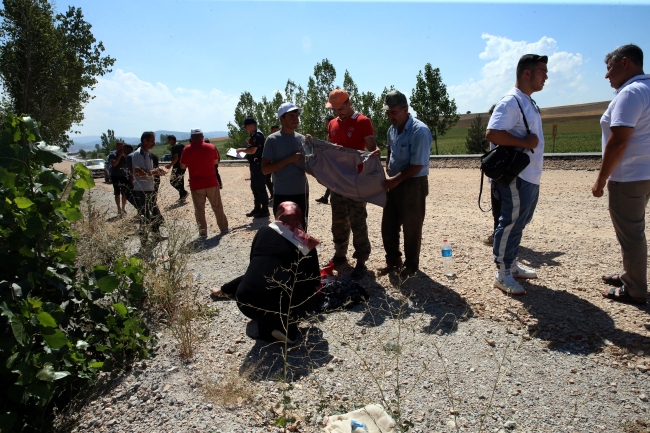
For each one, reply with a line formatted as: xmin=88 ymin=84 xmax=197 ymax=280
xmin=592 ymin=126 xmax=635 ymax=197
xmin=110 ymin=154 xmax=122 ymax=167
xmin=261 ymin=153 xmax=301 ymax=175
xmin=364 ymin=136 xmax=381 ymax=157
xmin=236 ymin=146 xmax=257 ymax=155
xmin=485 ymin=129 xmax=539 ymax=150
xmin=384 ymin=164 xmax=424 ymax=190
xmin=165 ymin=154 xmax=179 ymax=170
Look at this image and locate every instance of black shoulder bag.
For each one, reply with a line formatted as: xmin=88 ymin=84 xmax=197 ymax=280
xmin=478 ymin=96 xmax=534 ymax=211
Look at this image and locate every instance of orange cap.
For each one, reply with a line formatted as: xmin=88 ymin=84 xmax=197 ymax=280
xmin=325 ymin=89 xmax=349 ymax=109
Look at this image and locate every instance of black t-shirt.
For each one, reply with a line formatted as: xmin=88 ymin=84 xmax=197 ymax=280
xmin=246 ymin=131 xmax=265 ymax=164
xmin=108 ymin=151 xmax=128 ymax=178
xmin=171 ymin=143 xmax=185 ymax=169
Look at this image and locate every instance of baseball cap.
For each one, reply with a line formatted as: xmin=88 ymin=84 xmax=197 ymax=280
xmin=243 ymin=117 xmax=257 ymax=127
xmin=383 ymin=90 xmax=408 ymax=110
xmin=325 ymin=89 xmax=349 ymax=109
xmin=190 ymin=128 xmax=203 ymax=135
xmin=277 ymin=102 xmax=302 ymax=118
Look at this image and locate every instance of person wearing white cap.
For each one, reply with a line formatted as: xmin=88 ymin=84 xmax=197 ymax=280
xmin=180 ymin=128 xmax=229 ymax=238
xmin=261 ymin=103 xmax=309 ymax=228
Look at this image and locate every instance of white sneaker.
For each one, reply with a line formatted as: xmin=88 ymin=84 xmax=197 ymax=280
xmin=494 ymin=271 xmax=526 ymax=295
xmin=510 ymin=262 xmax=537 ymax=279
xmin=271 ymin=329 xmax=297 ymax=345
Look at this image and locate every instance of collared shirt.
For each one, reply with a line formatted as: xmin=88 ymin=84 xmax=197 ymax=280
xmin=601 ymin=74 xmax=650 ymax=182
xmin=487 ymin=87 xmax=545 ymax=185
xmin=386 ymin=115 xmax=432 ymax=177
xmin=130 ymin=147 xmax=155 ymax=192
xmin=328 ymin=112 xmax=374 ymax=151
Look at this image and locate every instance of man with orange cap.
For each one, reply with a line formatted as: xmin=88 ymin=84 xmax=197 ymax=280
xmin=325 ymin=89 xmax=380 ymax=280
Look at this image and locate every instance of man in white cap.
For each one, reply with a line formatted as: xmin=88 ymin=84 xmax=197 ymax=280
xmin=180 ymin=128 xmax=229 ymax=238
xmin=261 ymin=102 xmax=309 ymax=228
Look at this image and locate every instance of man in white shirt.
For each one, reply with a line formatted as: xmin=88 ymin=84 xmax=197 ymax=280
xmin=486 ymin=54 xmax=548 ymax=295
xmin=131 ymin=131 xmax=168 ymax=246
xmin=593 ymin=44 xmax=650 ymax=305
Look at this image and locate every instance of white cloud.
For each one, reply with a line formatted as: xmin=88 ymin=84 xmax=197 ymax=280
xmin=75 ymin=70 xmax=238 ymax=137
xmin=449 ymin=34 xmax=583 ymax=113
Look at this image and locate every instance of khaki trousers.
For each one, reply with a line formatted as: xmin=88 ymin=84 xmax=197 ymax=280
xmin=191 ymin=186 xmax=229 ymax=235
xmin=608 ymin=179 xmax=650 ymax=300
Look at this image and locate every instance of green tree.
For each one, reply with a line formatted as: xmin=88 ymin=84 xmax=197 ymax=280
xmin=159 ymin=133 xmax=168 ymax=146
xmin=342 ymin=70 xmax=360 ymax=109
xmin=465 ymin=113 xmax=488 ymax=154
xmin=410 ymin=64 xmax=459 ymax=155
xmin=227 ymin=91 xmax=257 ymax=147
xmin=0 ymin=0 xmax=115 ymax=147
xmin=100 ymin=129 xmax=118 ymax=153
xmin=78 ymin=149 xmax=87 ymax=158
xmin=299 ymin=59 xmax=336 ymax=138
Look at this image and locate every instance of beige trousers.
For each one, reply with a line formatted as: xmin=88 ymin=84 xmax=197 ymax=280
xmin=608 ymin=179 xmax=650 ymax=300
xmin=191 ymin=186 xmax=229 ymax=235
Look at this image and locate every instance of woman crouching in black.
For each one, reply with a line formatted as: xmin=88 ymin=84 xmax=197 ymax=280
xmin=213 ymin=202 xmax=320 ymax=344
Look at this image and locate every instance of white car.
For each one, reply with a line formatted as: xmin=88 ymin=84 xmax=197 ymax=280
xmin=84 ymin=159 xmax=105 ymax=178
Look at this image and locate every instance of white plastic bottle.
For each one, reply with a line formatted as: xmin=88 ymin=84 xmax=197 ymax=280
xmin=441 ymin=239 xmax=455 ymax=277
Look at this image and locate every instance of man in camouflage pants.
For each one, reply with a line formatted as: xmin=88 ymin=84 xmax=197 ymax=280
xmin=325 ymin=89 xmax=380 ymax=280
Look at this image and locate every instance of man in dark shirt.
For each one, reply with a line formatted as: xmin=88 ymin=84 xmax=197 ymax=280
xmin=165 ymin=135 xmax=188 ymax=201
xmin=108 ymin=141 xmax=130 ymax=216
xmin=237 ymin=117 xmax=269 ymax=218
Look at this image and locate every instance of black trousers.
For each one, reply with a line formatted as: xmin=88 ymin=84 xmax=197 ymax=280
xmin=223 ymin=276 xmax=298 ymax=341
xmin=170 ymin=167 xmax=187 ymax=198
xmin=273 ymin=193 xmax=309 ymax=230
xmin=250 ymin=163 xmax=268 ymax=206
xmin=133 ymin=190 xmax=163 ymax=238
xmin=381 ymin=176 xmax=428 ymax=271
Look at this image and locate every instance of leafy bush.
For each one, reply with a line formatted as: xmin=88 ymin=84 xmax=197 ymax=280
xmin=0 ymin=114 xmax=154 ymax=431
xmin=465 ymin=113 xmax=488 ymax=154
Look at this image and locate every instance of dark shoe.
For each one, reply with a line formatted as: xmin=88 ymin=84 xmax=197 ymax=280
xmin=253 ymin=209 xmax=270 ymax=218
xmin=245 ymin=320 xmax=260 ymax=339
xmin=315 ymin=196 xmax=329 ymax=205
xmin=245 ymin=207 xmax=259 ymax=217
xmin=331 ymin=255 xmax=347 ymax=265
xmin=602 ymin=273 xmax=624 ymax=287
xmin=179 ymin=192 xmax=189 ymax=202
xmin=350 ymin=263 xmax=367 ymax=280
xmin=602 ymin=286 xmax=646 ymax=304
xmin=398 ymin=267 xmax=418 ymax=278
xmin=376 ymin=262 xmax=402 ymax=275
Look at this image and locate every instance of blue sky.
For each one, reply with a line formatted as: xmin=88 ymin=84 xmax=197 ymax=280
xmin=55 ymin=0 xmax=650 ymax=137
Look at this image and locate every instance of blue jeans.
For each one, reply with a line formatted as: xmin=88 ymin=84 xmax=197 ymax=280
xmin=493 ymin=177 xmax=540 ymax=270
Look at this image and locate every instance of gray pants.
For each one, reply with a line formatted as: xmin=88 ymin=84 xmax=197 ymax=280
xmin=608 ymin=179 xmax=650 ymax=300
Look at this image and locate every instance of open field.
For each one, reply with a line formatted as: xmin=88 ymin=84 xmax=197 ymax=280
xmin=57 ymin=163 xmax=650 ymax=433
xmin=438 ymin=101 xmax=608 ymax=155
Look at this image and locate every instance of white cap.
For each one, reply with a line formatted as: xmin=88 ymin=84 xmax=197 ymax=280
xmin=277 ymin=102 xmax=301 ymax=118
xmin=190 ymin=128 xmax=203 ymax=135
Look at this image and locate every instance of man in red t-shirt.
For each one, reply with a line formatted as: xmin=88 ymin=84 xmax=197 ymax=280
xmin=180 ymin=128 xmax=229 ymax=238
xmin=325 ymin=89 xmax=381 ymax=280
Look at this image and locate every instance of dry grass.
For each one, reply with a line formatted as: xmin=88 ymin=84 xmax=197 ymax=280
xmin=203 ymin=368 xmax=259 ymax=407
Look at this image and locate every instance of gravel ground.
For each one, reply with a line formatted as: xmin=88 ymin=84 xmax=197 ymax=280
xmin=55 ymin=163 xmax=650 ymax=433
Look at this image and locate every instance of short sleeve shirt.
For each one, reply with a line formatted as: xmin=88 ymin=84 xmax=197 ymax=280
xmin=487 ymin=87 xmax=545 ymax=185
xmin=108 ymin=151 xmax=128 ymax=179
xmin=246 ymin=131 xmax=265 ymax=164
xmin=262 ymin=131 xmax=307 ymax=195
xmin=171 ymin=143 xmax=185 ymax=170
xmin=601 ymin=74 xmax=650 ymax=182
xmin=386 ymin=115 xmax=432 ymax=178
xmin=180 ymin=142 xmax=219 ymax=191
xmin=130 ymin=148 xmax=155 ymax=192
xmin=328 ymin=112 xmax=374 ymax=151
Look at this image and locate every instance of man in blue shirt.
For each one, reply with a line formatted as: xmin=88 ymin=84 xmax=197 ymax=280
xmin=377 ymin=90 xmax=432 ymax=276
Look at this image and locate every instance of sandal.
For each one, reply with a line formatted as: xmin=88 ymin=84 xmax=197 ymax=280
xmin=602 ymin=286 xmax=646 ymax=304
xmin=602 ymin=274 xmax=623 ymax=287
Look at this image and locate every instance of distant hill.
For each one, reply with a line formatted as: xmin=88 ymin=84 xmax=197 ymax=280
xmin=69 ymin=130 xmax=228 ymax=151
xmin=454 ymin=101 xmax=610 ymax=129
